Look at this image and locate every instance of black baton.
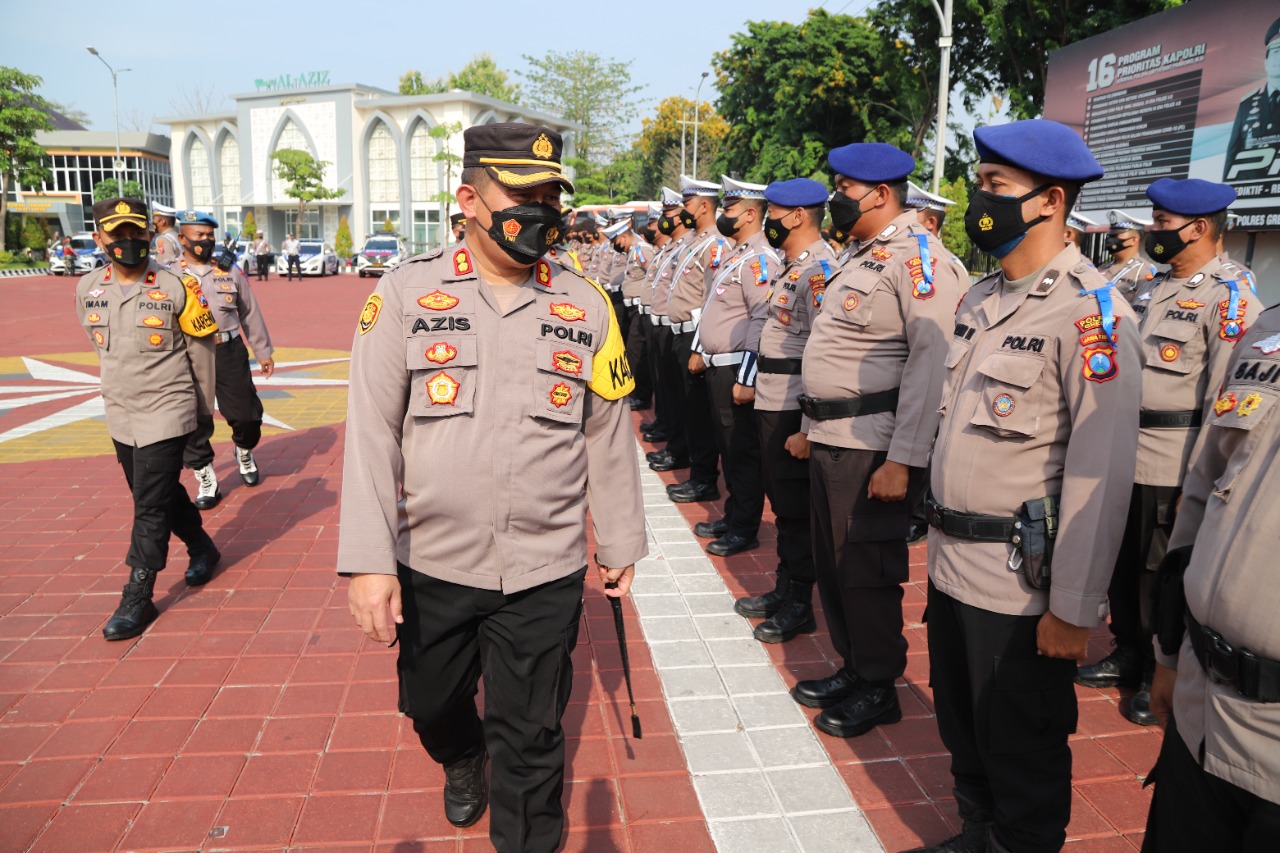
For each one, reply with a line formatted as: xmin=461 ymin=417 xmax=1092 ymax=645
xmin=604 ymin=581 xmax=642 ymax=739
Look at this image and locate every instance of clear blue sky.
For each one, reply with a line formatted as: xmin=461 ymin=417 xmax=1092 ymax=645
xmin=2 ymin=0 xmax=882 ymax=134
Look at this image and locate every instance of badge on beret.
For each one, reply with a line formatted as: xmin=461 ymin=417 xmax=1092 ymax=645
xmin=427 ymin=372 xmax=460 ymax=405
xmin=358 ymin=293 xmax=382 ymax=335
xmin=992 ymin=394 xmax=1016 ymax=417
xmin=114 ymin=201 xmax=130 ymax=214
xmin=550 ymin=302 xmax=586 ymax=322
xmin=425 ymin=342 xmax=458 ymax=365
xmin=1214 ymin=392 xmax=1238 ymax=416
xmin=532 ymin=133 xmax=554 ymax=160
xmin=550 ymin=381 xmax=573 ymax=408
xmin=1160 ymin=343 xmax=1180 ymax=362
xmin=1238 ymin=392 xmax=1263 ymax=417
xmin=553 ymin=350 xmax=583 ymax=375
xmin=1081 ymin=344 xmax=1118 ymax=383
xmin=419 ymin=290 xmax=460 ymax=311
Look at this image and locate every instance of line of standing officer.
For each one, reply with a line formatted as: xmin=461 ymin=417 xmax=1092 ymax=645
xmin=1099 ymin=208 xmax=1159 ymax=304
xmin=646 ymin=187 xmax=696 ymax=471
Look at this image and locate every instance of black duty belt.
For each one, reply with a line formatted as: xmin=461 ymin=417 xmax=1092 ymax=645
xmin=1186 ymin=612 xmax=1280 ymax=703
xmin=797 ymin=388 xmax=900 ymax=420
xmin=1140 ymin=409 xmax=1203 ymax=429
xmin=757 ymin=356 xmax=803 ymax=375
xmin=925 ymin=497 xmax=1016 ymax=543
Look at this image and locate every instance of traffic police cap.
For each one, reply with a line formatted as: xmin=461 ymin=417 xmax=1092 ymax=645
xmin=463 ymin=122 xmax=575 ymax=193
xmin=680 ymin=174 xmax=720 ymax=199
xmin=152 ymin=203 xmax=177 ymax=217
xmin=764 ymin=178 xmax=829 ymax=208
xmin=93 ymin=197 xmax=148 ymax=232
xmin=1066 ymin=210 xmax=1100 ymax=233
xmin=659 ymin=187 xmax=682 ymax=209
xmin=603 ymin=219 xmax=631 ymax=239
xmin=721 ymin=175 xmax=767 ymax=200
xmin=906 ymin=181 xmax=955 ymax=211
xmin=974 ymin=119 xmax=1105 ymax=183
xmin=827 ymin=142 xmax=915 ymax=184
xmin=1146 ymin=177 xmax=1237 ymax=216
xmin=1107 ymin=208 xmax=1151 ymax=231
xmin=178 ymin=210 xmax=219 ymax=228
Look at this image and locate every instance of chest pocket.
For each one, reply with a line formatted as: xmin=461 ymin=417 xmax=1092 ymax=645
xmin=532 ymin=337 xmax=594 ymax=425
xmin=1209 ymin=385 xmax=1278 ymax=502
xmin=968 ymin=351 xmax=1047 ymax=438
xmin=1147 ymin=318 xmax=1203 ymax=376
xmin=136 ymin=312 xmax=175 ymax=351
xmin=213 ymin=280 xmax=239 ymax=309
xmin=406 ymin=334 xmax=479 ymax=418
xmin=831 ymin=273 xmax=879 ymax=328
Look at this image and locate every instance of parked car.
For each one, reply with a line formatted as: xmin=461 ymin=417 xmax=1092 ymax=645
xmin=232 ymin=240 xmax=259 ymax=276
xmin=49 ymin=234 xmax=106 ymax=276
xmin=276 ymin=240 xmax=340 ymax=277
xmin=356 ymin=235 xmax=407 ymax=277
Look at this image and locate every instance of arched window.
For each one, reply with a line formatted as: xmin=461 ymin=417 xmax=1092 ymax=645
xmin=367 ymin=123 xmax=399 ymax=203
xmin=271 ymin=118 xmax=313 ymax=201
xmin=188 ymin=137 xmax=212 ymax=207
xmin=218 ymin=135 xmax=240 ymax=206
xmin=409 ymin=123 xmax=438 ymax=202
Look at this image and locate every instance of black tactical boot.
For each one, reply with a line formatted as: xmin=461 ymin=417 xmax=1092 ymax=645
xmin=102 ymin=567 xmax=160 ymax=641
xmin=1125 ymin=660 xmax=1158 ymax=726
xmin=815 ymin=680 xmax=901 ymax=738
xmin=899 ymin=790 xmax=994 ymax=852
xmin=1075 ymin=641 xmax=1144 ymax=688
xmin=734 ymin=568 xmax=787 ymax=618
xmin=443 ymin=749 xmax=489 ymax=827
xmin=792 ymin=669 xmax=860 ymax=709
xmin=185 ymin=541 xmax=222 ymax=586
xmin=753 ymin=582 xmax=816 ymax=644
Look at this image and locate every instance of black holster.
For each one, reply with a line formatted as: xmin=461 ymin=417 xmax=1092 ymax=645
xmin=1012 ymin=496 xmax=1059 ymax=590
xmin=1151 ymin=545 xmax=1193 ymax=657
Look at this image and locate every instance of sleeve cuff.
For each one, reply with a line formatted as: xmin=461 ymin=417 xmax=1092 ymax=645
xmin=596 ymin=540 xmax=650 ymax=570
xmin=1049 ymin=587 xmax=1110 ymax=628
xmin=336 ymin=546 xmax=399 ymax=577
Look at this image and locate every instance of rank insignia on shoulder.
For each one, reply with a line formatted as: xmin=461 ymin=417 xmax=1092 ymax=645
xmin=1081 ymin=344 xmax=1118 ymax=383
xmin=427 ymin=372 xmax=460 ymax=405
xmin=419 ymin=290 xmax=460 ymax=311
xmin=549 ymin=302 xmax=586 ymax=322
xmin=1238 ymin=392 xmax=1263 ymax=417
xmin=536 ymin=259 xmax=552 ymax=286
xmin=550 ymin=381 xmax=573 ymax=408
xmin=1214 ymin=392 xmax=1238 ymax=416
xmin=992 ymin=394 xmax=1016 ymax=417
xmin=453 ymin=248 xmax=472 ymax=276
xmin=358 ymin=293 xmax=383 ymax=335
xmin=553 ymin=350 xmax=583 ymax=375
xmin=425 ymin=342 xmax=458 ymax=365
xmin=1160 ymin=343 xmax=1180 ymax=362
xmin=876 ymin=225 xmax=897 ymax=240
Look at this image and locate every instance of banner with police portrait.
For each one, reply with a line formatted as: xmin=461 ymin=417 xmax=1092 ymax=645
xmin=1044 ymin=0 xmax=1280 ymax=230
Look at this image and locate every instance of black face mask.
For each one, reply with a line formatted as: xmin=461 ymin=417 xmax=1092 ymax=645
xmin=716 ymin=211 xmax=744 ymax=238
xmin=678 ymin=209 xmax=697 ymax=230
xmin=657 ymin=215 xmax=677 ymax=236
xmin=611 ymin=240 xmax=626 ymax=254
xmin=827 ymin=187 xmax=875 ymax=243
xmin=105 ymin=237 xmax=150 ymax=268
xmin=1144 ymin=221 xmax=1197 ymax=262
xmin=1104 ymin=236 xmax=1129 ymax=255
xmin=480 ymin=196 xmax=563 ymax=265
xmin=185 ymin=238 xmax=217 ymax=261
xmin=964 ymin=185 xmax=1051 ymax=258
xmin=763 ymin=214 xmax=794 ymax=249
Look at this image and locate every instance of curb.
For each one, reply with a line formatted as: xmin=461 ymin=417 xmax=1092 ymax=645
xmin=0 ymin=268 xmax=47 ymax=278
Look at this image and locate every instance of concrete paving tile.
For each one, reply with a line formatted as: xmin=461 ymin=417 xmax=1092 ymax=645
xmin=708 ymin=817 xmax=798 ymax=852
xmin=668 ymin=696 xmax=740 ymax=736
xmin=720 ymin=665 xmax=789 ymax=697
xmin=767 ymin=764 xmax=854 ymax=813
xmin=680 ymin=731 xmax=758 ymax=773
xmin=649 ymin=641 xmax=713 ymax=670
xmin=656 ymin=666 xmax=727 ymax=700
xmin=640 ymin=615 xmax=700 ymax=643
xmin=787 ymin=811 xmax=884 ymax=852
xmin=693 ymin=770 xmax=780 ymax=820
xmin=747 ymin=726 xmax=831 ymax=769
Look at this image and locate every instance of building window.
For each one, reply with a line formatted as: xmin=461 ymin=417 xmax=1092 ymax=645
xmin=219 ymin=136 xmax=241 ymax=208
xmin=409 ymin=123 xmax=438 ymax=203
xmin=368 ymin=123 xmax=399 ymax=204
xmin=285 ymin=209 xmax=321 ymax=240
xmin=272 ymin=118 xmax=313 ymax=202
xmin=412 ymin=208 xmax=441 ymax=253
xmin=370 ymin=207 xmax=400 ymax=235
xmin=188 ymin=137 xmax=213 ymax=207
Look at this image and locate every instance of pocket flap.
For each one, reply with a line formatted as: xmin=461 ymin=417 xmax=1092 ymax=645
xmin=975 ymin=352 xmax=1046 ymax=389
xmin=1151 ymin=318 xmax=1199 ymax=343
xmin=945 ymin=338 xmax=971 ymax=369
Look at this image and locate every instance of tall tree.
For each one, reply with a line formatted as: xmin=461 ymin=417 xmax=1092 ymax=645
xmin=0 ymin=67 xmax=55 ymax=252
xmin=92 ymin=178 xmax=145 ymax=202
xmin=633 ymin=96 xmax=730 ymax=197
xmin=430 ymin=122 xmax=464 ymax=230
xmin=518 ymin=50 xmax=644 ymax=168
xmin=399 ymin=69 xmax=447 ymax=96
xmin=448 ymin=54 xmax=520 ymax=103
xmin=713 ymin=10 xmax=935 ymax=183
xmin=271 ymin=149 xmax=346 ymax=236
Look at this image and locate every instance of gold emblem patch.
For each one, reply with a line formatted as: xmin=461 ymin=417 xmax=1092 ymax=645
xmin=359 ymin=293 xmax=383 ymax=335
xmin=425 ymin=342 xmax=458 ymax=365
xmin=552 ymin=350 xmax=583 ymax=375
xmin=1238 ymin=392 xmax=1263 ymax=417
xmin=427 ymin=372 xmax=460 ymax=405
xmin=532 ymin=132 xmax=554 ymax=160
xmin=114 ymin=201 xmax=130 ymax=214
xmin=419 ymin=290 xmax=460 ymax=311
xmin=979 ymin=213 xmax=994 ymax=232
xmin=142 ymin=315 xmax=164 ymax=328
xmin=550 ymin=381 xmax=573 ymax=408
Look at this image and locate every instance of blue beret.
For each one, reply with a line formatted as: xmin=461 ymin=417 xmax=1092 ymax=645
xmin=974 ymin=119 xmax=1104 ymax=183
xmin=827 ymin=142 xmax=915 ymax=184
xmin=764 ymin=178 xmax=829 ymax=208
xmin=178 ymin=209 xmax=219 ymax=228
xmin=1146 ymin=178 xmax=1237 ymax=216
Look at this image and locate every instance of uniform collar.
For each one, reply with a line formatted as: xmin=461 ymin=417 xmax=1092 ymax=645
xmin=975 ymin=244 xmax=1082 ymax=328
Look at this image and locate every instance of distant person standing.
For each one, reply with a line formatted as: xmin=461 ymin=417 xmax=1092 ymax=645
xmin=252 ymin=231 xmax=272 ymax=281
xmin=283 ymin=233 xmax=302 ymax=280
xmin=450 ymin=212 xmax=466 ymax=243
xmin=150 ymin=203 xmax=184 ymax=267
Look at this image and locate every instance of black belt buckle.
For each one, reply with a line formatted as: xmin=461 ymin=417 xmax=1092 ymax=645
xmin=1203 ymin=626 xmax=1239 ymax=685
xmin=797 ymin=394 xmax=818 ymax=419
xmin=926 ymin=498 xmax=944 ymax=531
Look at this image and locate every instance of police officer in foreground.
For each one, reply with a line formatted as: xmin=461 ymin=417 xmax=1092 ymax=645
xmin=170 ymin=211 xmax=276 ymax=509
xmin=1141 ymin=303 xmax=1280 ymax=851
xmin=77 ymin=198 xmax=221 ymax=639
xmin=1076 ymin=178 xmax=1261 ymax=727
xmin=690 ymin=175 xmax=777 ymax=557
xmin=340 ymin=123 xmax=646 ymax=852
xmin=150 ymin=202 xmax=183 ymax=267
xmin=735 ymin=178 xmax=837 ymax=644
xmin=794 ymin=144 xmax=961 ymax=738
xmin=1099 ymin=209 xmax=1158 ymax=305
xmin=913 ymin=120 xmax=1141 ymax=853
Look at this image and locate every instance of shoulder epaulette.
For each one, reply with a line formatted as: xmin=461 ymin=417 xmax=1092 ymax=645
xmin=404 ymin=248 xmax=445 ymax=265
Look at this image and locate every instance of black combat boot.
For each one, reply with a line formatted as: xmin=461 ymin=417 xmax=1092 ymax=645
xmin=1076 ymin=641 xmax=1144 ymax=688
xmin=900 ymin=790 xmax=994 ymax=852
xmin=753 ymin=581 xmax=816 ymax=644
xmin=102 ymin=566 xmax=160 ymax=641
xmin=1125 ymin=659 xmax=1158 ymax=726
xmin=185 ymin=541 xmax=222 ymax=586
xmin=443 ymin=749 xmax=489 ymax=827
xmin=734 ymin=568 xmax=787 ymax=618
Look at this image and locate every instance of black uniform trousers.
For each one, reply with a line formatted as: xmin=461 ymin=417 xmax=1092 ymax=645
xmin=114 ymin=433 xmax=210 ymax=571
xmin=705 ymin=365 xmax=763 ymax=538
xmin=653 ymin=326 xmax=688 ymax=462
xmin=671 ymin=330 xmax=720 ymax=487
xmin=1142 ymin=715 xmax=1280 ymax=852
xmin=255 ymin=254 xmax=271 ymax=280
xmin=810 ymin=445 xmax=926 ymax=683
xmin=625 ymin=308 xmax=653 ymax=406
xmin=1105 ymin=483 xmax=1177 ymax=664
xmin=184 ymin=335 xmax=266 ymax=469
xmin=927 ymin=582 xmax=1077 ymax=853
xmin=755 ymin=408 xmax=815 ymax=586
xmin=641 ymin=316 xmax=667 ymax=432
xmin=396 ymin=564 xmax=586 ymax=853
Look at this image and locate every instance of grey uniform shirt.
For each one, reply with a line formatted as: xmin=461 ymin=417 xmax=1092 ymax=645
xmin=668 ymin=229 xmax=729 ymax=324
xmin=754 ymin=239 xmax=838 ymax=413
xmin=152 ymin=228 xmax=184 ymax=268
xmin=336 ymin=244 xmax=648 ymax=593
xmin=650 ymin=235 xmax=689 ymax=318
xmin=1163 ymin=305 xmax=1280 ymax=806
xmin=696 ymin=231 xmax=779 ymax=357
xmin=75 ymin=261 xmax=218 ymax=447
xmin=170 ymin=258 xmax=274 ymax=360
xmin=619 ymin=240 xmax=655 ymax=302
xmin=929 ymin=245 xmax=1142 ymax=626
xmin=1099 ymin=254 xmax=1158 ymax=305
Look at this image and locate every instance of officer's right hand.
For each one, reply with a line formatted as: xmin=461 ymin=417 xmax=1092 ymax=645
xmin=784 ymin=431 xmax=810 ymax=460
xmin=348 ymin=573 xmax=403 ymax=645
xmin=732 ymin=383 xmax=755 ymax=405
xmin=1149 ymin=662 xmax=1177 ymax=730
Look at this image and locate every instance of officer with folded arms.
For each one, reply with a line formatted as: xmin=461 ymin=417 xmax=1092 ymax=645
xmin=913 ymin=120 xmax=1141 ymax=853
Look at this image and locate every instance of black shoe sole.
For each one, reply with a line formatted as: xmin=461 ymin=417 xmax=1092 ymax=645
xmin=670 ymin=490 xmax=719 ymax=504
xmin=754 ymin=615 xmax=817 ymax=644
xmin=814 ymin=704 xmax=903 ymax=738
xmin=1074 ymin=674 xmax=1142 ymax=689
xmin=706 ymin=539 xmax=759 ymax=557
xmin=694 ymin=525 xmax=729 ymax=539
xmin=194 ymin=492 xmax=222 ymax=511
xmin=649 ymin=461 xmax=689 ymax=472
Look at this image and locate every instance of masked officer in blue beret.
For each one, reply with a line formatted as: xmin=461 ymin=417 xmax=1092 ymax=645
xmin=1076 ymin=178 xmax=1262 ymax=728
xmin=912 ymin=120 xmax=1142 ymax=853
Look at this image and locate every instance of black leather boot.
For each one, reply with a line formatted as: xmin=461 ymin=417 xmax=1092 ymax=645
xmin=185 ymin=541 xmax=222 ymax=586
xmin=1125 ymin=660 xmax=1158 ymax=726
xmin=900 ymin=790 xmax=994 ymax=852
xmin=734 ymin=568 xmax=787 ymax=618
xmin=792 ymin=669 xmax=860 ymax=708
xmin=814 ymin=680 xmax=901 ymax=738
xmin=753 ymin=582 xmax=816 ymax=644
xmin=1076 ymin=642 xmax=1143 ymax=688
xmin=102 ymin=567 xmax=160 ymax=641
xmin=443 ymin=749 xmax=489 ymax=827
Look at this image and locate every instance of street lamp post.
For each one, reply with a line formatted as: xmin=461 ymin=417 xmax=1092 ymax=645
xmin=928 ymin=0 xmax=954 ymax=194
xmin=86 ymin=47 xmax=131 ymax=193
xmin=692 ymin=71 xmax=710 ymax=180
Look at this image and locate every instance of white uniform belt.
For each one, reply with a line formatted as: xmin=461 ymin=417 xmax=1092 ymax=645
xmin=705 ymin=352 xmax=745 ymax=367
xmin=654 ymin=315 xmax=672 ymax=326
xmin=214 ymin=329 xmax=241 ymax=344
xmin=671 ymin=318 xmax=697 ymax=333
xmin=624 ymin=297 xmax=638 ymax=307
